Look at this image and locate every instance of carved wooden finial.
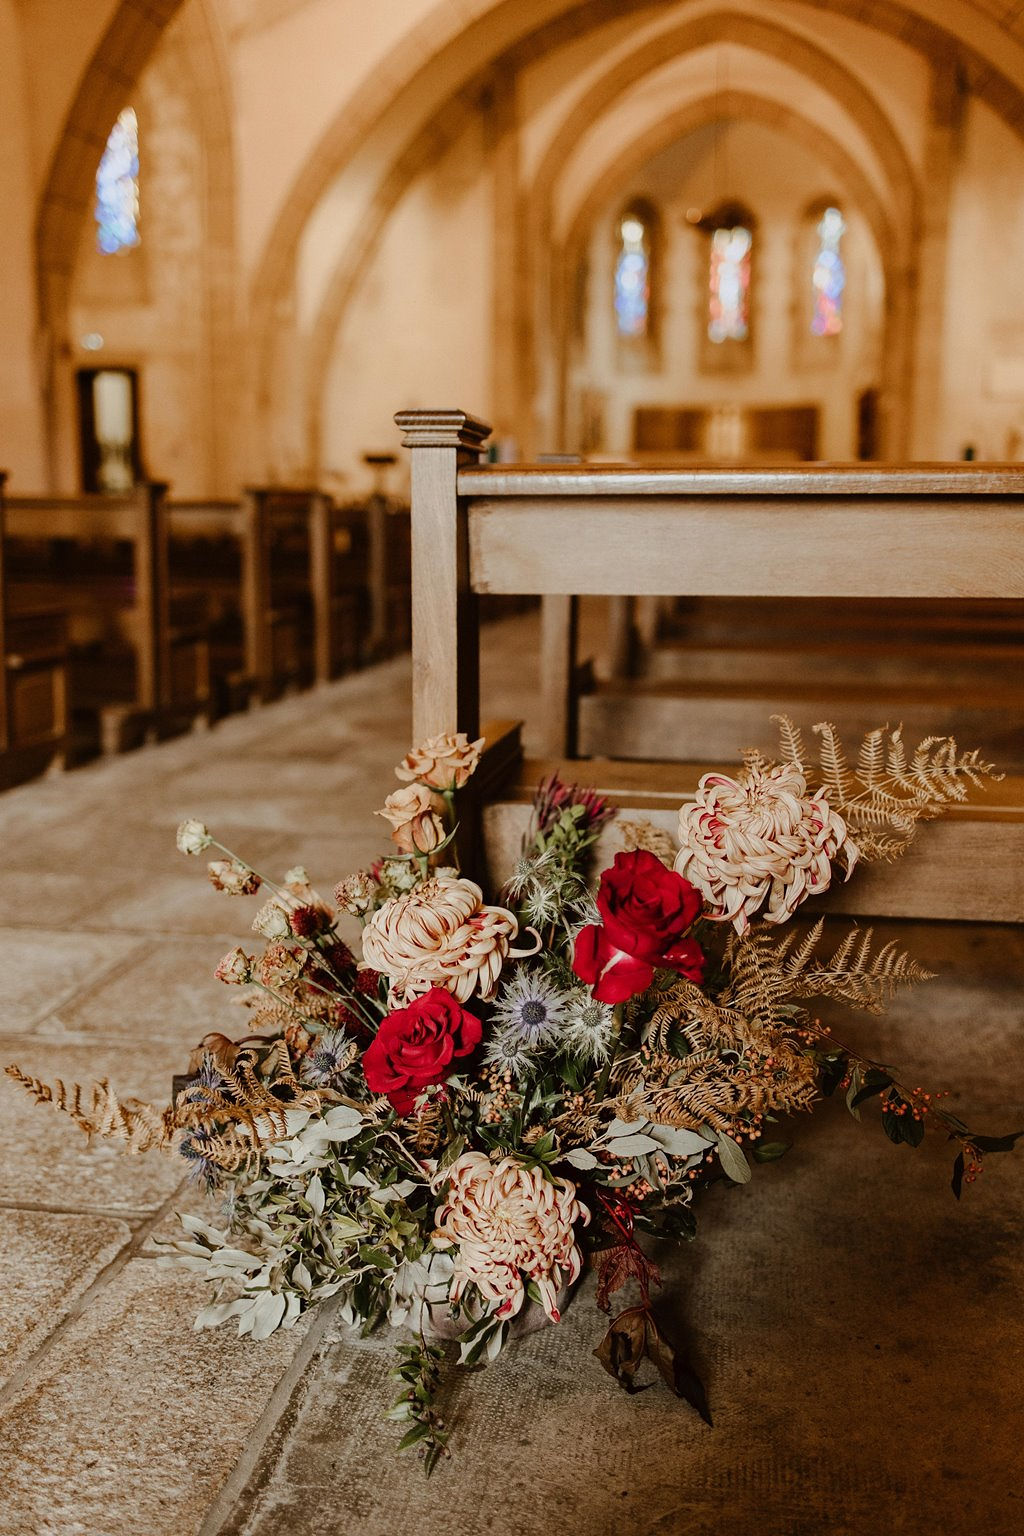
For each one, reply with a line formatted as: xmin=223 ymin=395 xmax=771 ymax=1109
xmin=394 ymin=409 xmax=492 ymax=452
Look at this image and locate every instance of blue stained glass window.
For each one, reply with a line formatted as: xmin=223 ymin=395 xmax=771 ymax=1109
xmin=95 ymin=108 xmax=139 ymax=254
xmin=812 ymin=206 xmax=845 ymax=336
xmin=614 ymin=212 xmax=650 ymax=338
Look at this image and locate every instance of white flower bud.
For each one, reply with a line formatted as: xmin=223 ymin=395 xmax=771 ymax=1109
xmin=176 ymin=818 xmax=213 ymax=856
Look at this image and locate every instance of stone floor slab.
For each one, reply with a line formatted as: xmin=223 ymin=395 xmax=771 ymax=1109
xmin=0 ymin=1259 xmax=311 ymax=1536
xmin=48 ymin=935 xmax=249 ymax=1043
xmin=0 ymin=931 xmax=144 ymax=1032
xmin=0 ymin=1209 xmax=132 ymax=1387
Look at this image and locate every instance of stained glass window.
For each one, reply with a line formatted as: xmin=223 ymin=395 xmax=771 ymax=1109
xmin=614 ymin=212 xmax=650 ymax=338
xmin=708 ymin=225 xmax=751 ymax=343
xmin=95 ymin=108 xmax=139 ymax=254
xmin=811 ymin=206 xmax=845 ymax=336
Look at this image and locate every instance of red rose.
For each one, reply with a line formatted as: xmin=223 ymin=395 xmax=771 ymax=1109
xmin=573 ymin=849 xmax=705 ymax=1004
xmin=362 ymin=987 xmax=482 ymax=1115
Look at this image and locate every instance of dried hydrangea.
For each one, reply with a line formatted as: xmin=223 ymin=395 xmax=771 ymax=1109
xmin=176 ymin=819 xmax=212 ymax=856
xmin=208 ymin=859 xmax=261 ymax=896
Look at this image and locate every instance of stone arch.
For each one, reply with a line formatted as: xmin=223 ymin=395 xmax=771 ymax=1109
xmin=252 ymin=0 xmax=1024 ymax=465
xmin=552 ymin=89 xmax=905 ymax=451
xmin=518 ymin=8 xmax=919 ymax=454
xmin=299 ymin=12 xmax=915 ymax=465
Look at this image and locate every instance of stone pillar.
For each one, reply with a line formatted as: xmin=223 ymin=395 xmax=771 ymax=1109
xmin=487 ymin=76 xmax=522 ymax=457
xmin=909 ymin=58 xmax=964 ymax=460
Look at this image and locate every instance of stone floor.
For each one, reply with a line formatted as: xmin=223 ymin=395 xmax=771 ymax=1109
xmin=1 ymin=612 xmax=1022 ymax=1536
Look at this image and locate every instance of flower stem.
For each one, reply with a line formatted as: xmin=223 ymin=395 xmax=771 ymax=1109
xmin=595 ymin=1005 xmax=624 ymax=1101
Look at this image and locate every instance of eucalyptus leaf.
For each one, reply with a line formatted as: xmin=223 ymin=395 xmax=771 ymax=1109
xmin=249 ymin=1291 xmax=287 ymax=1341
xmin=604 ymin=1133 xmax=663 ymax=1157
xmin=716 ymin=1132 xmax=752 ymax=1184
xmin=646 ymin=1125 xmax=714 ymax=1158
xmin=306 ymin=1174 xmax=325 ymax=1216
xmin=561 ymin=1147 xmax=600 ymax=1170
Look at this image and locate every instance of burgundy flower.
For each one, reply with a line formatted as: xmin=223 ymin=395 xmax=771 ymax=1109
xmin=289 ymin=903 xmax=334 ymax=939
xmin=362 ymin=987 xmax=482 ymax=1115
xmin=573 ymin=849 xmax=705 ymax=1004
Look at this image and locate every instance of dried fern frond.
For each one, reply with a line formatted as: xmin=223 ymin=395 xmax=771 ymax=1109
xmin=722 ymin=919 xmax=933 ymax=1015
xmin=781 ymin=925 xmax=935 ymax=1013
xmin=174 ymin=1044 xmax=321 ymax=1147
xmin=803 ymin=720 xmax=1002 ymax=861
xmin=618 ymin=818 xmax=677 ymax=866
xmin=619 ymin=1040 xmax=819 ymax=1137
xmin=718 ymin=931 xmax=794 ymax=1032
xmin=772 ymin=714 xmax=807 ymax=771
xmin=5 ymin=1065 xmax=175 ymax=1152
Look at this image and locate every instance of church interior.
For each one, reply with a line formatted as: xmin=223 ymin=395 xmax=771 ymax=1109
xmin=1 ymin=2 xmax=1023 ymax=1532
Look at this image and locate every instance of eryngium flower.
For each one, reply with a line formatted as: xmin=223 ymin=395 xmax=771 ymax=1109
xmin=561 ymin=993 xmax=615 ymax=1063
xmin=433 ymin=1152 xmax=589 ymax=1321
xmin=675 ymin=762 xmax=858 ymax=934
xmin=300 ymin=1028 xmax=353 ymax=1086
xmin=489 ymin=969 xmax=568 ymax=1050
xmin=395 ymin=732 xmax=485 ymax=790
xmin=361 ymin=876 xmax=519 ymax=1003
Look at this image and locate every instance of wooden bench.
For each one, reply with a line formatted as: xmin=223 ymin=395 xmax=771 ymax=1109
xmin=4 ymin=482 xmax=208 ymax=754
xmin=580 ymin=590 xmax=1024 ymax=771
xmin=170 ymin=487 xmax=370 ymax=707
xmin=0 ymin=473 xmax=70 ymax=787
xmin=395 ymin=410 xmax=1024 ymax=923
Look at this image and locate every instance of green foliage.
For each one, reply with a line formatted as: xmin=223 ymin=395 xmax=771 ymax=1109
xmin=388 ymin=1339 xmax=450 ymax=1474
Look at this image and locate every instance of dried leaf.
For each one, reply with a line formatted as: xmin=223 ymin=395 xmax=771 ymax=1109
xmin=595 ymin=1239 xmax=662 ymax=1313
xmin=593 ymin=1306 xmax=650 ymax=1393
xmin=644 ymin=1312 xmax=713 ymax=1426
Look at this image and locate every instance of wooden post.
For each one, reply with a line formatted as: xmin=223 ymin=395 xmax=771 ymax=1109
xmin=364 ymin=452 xmax=396 ymax=657
xmin=0 ymin=472 xmax=8 ymax=754
xmin=538 ymin=593 xmax=578 ymax=755
xmin=394 ymin=409 xmax=490 ymax=743
xmin=607 ymin=596 xmax=636 ymax=679
xmin=241 ymin=489 xmax=272 ymax=701
xmin=308 ymin=490 xmax=334 ymax=684
xmin=134 ymin=481 xmax=171 ymax=719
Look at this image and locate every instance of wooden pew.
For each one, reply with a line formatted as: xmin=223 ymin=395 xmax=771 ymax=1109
xmin=395 ymin=410 xmax=1024 ymax=924
xmin=580 ymin=591 xmax=1024 ymax=770
xmin=3 ymin=482 xmax=209 ymax=754
xmin=170 ymin=487 xmax=382 ymax=707
xmin=0 ymin=473 xmax=70 ymax=787
xmin=168 ymin=494 xmax=275 ymax=712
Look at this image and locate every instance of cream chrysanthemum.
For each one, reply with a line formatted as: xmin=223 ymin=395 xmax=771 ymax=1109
xmin=360 ymin=876 xmax=519 ymax=1003
xmin=675 ymin=762 xmax=858 ymax=934
xmin=432 ymin=1152 xmax=589 ymax=1321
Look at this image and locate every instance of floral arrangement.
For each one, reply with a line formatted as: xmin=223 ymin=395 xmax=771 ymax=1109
xmin=8 ymin=720 xmax=1020 ymax=1473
